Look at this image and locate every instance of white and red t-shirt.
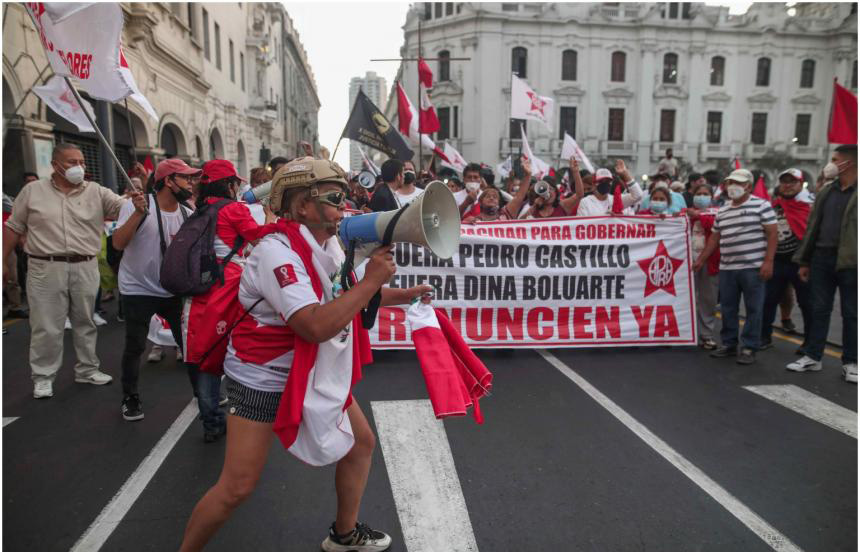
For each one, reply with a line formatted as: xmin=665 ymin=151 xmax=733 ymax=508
xmin=206 ymin=198 xmax=271 ymax=261
xmin=223 ymin=226 xmax=354 ymax=393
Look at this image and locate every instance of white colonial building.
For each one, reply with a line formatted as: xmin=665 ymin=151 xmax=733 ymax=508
xmin=2 ymin=2 xmax=319 ymax=194
xmin=387 ymin=2 xmax=857 ymax=178
xmin=349 ymin=71 xmax=388 ymax=171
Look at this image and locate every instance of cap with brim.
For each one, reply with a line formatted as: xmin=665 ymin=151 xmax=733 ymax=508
xmin=778 ymin=168 xmax=803 ymax=181
xmin=595 ymin=168 xmax=613 ymax=181
xmin=726 ymin=169 xmax=753 ymax=184
xmin=201 ymin=159 xmax=247 ymax=183
xmin=154 ymin=158 xmax=202 ymax=182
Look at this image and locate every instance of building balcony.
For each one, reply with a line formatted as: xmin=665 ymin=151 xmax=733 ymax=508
xmin=651 ymin=142 xmax=687 ymax=160
xmin=599 ymin=3 xmax=641 ymax=19
xmin=745 ymin=144 xmax=770 ymax=159
xmin=600 ymin=140 xmax=637 ymax=157
xmin=698 ymin=143 xmax=734 ymax=159
xmin=789 ymin=144 xmax=825 ymax=160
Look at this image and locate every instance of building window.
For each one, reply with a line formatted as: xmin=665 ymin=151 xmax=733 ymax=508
xmin=559 ymin=106 xmax=576 ymax=139
xmin=562 ymin=50 xmax=577 ymax=81
xmin=214 ymin=22 xmax=222 ymax=70
xmin=794 ymin=114 xmax=811 ymax=146
xmin=659 ymin=109 xmax=675 ymax=142
xmin=800 ymin=59 xmax=815 ymax=88
xmin=434 ymin=2 xmax=442 ymax=18
xmin=456 ymin=3 xmax=462 ymax=14
xmin=187 ymin=4 xmax=195 ymax=36
xmin=437 ymin=106 xmax=450 ymax=140
xmin=710 ymin=56 xmax=725 ymax=86
xmin=438 ymin=50 xmax=450 ymax=82
xmin=706 ymin=111 xmax=722 ymax=143
xmin=663 ymin=53 xmax=678 ymax=84
xmin=511 ymin=47 xmax=527 ymax=78
xmin=424 ymin=3 xmax=432 ymax=19
xmin=751 ymin=112 xmax=767 ymax=144
xmin=202 ymin=9 xmax=210 ymax=60
xmin=502 ymin=3 xmax=519 ymax=11
xmin=510 ymin=119 xmax=524 ymax=140
xmin=668 ymin=2 xmax=679 ymax=18
xmin=240 ymin=52 xmax=245 ymax=90
xmin=445 ymin=2 xmax=453 ymax=15
xmin=229 ymin=40 xmax=235 ymax=82
xmin=853 ymin=59 xmax=858 ymax=89
xmin=756 ymin=57 xmax=771 ymax=87
xmin=611 ymin=51 xmax=626 ymax=82
xmin=682 ymin=2 xmax=692 ymax=18
xmin=608 ymin=108 xmax=624 ymax=141
xmin=453 ymin=106 xmax=459 ymax=138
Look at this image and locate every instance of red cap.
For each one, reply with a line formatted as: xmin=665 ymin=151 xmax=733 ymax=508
xmin=154 ymin=158 xmax=201 ymax=182
xmin=201 ymin=159 xmax=246 ymax=183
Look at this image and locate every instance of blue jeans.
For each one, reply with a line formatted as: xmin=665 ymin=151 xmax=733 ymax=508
xmin=188 ymin=364 xmax=225 ymax=434
xmin=719 ymin=268 xmax=765 ymax=350
xmin=805 ymin=249 xmax=857 ymax=364
xmin=761 ymin=257 xmax=812 ymax=348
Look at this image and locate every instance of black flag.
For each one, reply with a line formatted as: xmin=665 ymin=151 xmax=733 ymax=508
xmin=342 ymin=89 xmax=414 ymax=161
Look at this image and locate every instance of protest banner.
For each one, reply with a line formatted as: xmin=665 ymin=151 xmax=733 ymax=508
xmin=370 ymin=215 xmax=697 ymax=348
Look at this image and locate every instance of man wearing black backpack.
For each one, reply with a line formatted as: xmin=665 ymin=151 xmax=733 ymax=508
xmin=112 ymin=159 xmax=215 ymax=428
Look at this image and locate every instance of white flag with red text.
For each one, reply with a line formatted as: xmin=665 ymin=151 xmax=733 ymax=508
xmin=441 ymin=142 xmax=468 ymax=173
xmin=395 ymin=82 xmax=448 ymax=161
xmin=561 ymin=132 xmax=595 ymax=174
xmin=511 ymin=74 xmax=554 ymax=131
xmin=26 ymin=3 xmax=132 ymax=102
xmin=520 ymin=125 xmax=550 ymax=179
xmin=33 ymin=75 xmax=96 ymax=133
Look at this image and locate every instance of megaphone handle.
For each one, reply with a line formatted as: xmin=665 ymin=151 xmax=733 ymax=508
xmin=359 ymin=206 xmax=407 ymax=329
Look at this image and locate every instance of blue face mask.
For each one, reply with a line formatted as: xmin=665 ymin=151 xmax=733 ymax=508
xmin=693 ymin=195 xmax=712 ymax=208
xmin=650 ymin=200 xmax=668 ymax=213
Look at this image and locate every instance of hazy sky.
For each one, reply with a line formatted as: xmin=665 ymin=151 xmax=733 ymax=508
xmin=286 ymin=1 xmax=755 ymax=168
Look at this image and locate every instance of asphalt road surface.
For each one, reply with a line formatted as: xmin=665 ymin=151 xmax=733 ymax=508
xmin=3 ymin=300 xmax=856 ymax=552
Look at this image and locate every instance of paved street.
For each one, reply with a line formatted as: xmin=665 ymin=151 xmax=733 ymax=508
xmin=3 ymin=298 xmax=856 ymax=552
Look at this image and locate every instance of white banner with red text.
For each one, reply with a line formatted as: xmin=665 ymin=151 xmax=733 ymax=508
xmin=369 ymin=216 xmax=697 ymax=348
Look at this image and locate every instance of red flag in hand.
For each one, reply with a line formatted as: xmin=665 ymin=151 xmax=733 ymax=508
xmin=611 ymin=183 xmax=624 ymax=214
xmin=143 ymin=155 xmax=154 ymax=173
xmin=828 ymin=79 xmax=858 ymax=144
xmin=752 ymin=175 xmax=770 ymax=201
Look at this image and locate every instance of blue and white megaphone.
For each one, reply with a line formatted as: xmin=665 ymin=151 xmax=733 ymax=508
xmin=242 ymin=180 xmax=272 ymax=203
xmin=338 ymin=180 xmax=460 ymax=263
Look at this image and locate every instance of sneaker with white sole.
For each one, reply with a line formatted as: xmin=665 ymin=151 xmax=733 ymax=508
xmin=843 ymin=363 xmax=858 ymax=384
xmin=33 ymin=380 xmax=53 ymax=399
xmin=93 ymin=312 xmax=108 ymax=326
xmin=321 ymin=522 xmax=392 ymax=552
xmin=787 ymin=355 xmax=822 ymax=372
xmin=75 ymin=371 xmax=113 ymax=385
xmin=64 ymin=318 xmax=72 ymax=330
xmin=122 ymin=394 xmax=144 ymax=421
xmin=147 ymin=345 xmax=164 ymax=363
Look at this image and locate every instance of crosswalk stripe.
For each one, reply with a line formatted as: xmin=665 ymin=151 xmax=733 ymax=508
xmin=538 ymin=349 xmax=804 ymax=552
xmin=3 ymin=417 xmax=19 ymax=427
xmin=372 ymin=400 xmax=479 ymax=552
xmin=743 ymin=384 xmax=857 ymax=439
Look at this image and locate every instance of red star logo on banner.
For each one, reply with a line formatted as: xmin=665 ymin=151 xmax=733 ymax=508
xmin=58 ymin=90 xmax=79 ymax=111
xmin=637 ymin=240 xmax=684 ymax=297
xmin=526 ymin=91 xmax=547 ymax=116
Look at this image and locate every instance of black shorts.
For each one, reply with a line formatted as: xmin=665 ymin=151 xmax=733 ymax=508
xmin=225 ymin=376 xmax=282 ymax=423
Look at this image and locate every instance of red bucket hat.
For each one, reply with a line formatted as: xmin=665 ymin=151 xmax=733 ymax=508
xmin=201 ymin=159 xmax=246 ymax=184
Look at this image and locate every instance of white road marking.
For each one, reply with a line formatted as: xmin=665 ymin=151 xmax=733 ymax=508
xmin=372 ymin=399 xmax=479 ymax=552
xmin=3 ymin=417 xmax=19 ymax=427
xmin=70 ymin=399 xmax=198 ymax=552
xmin=538 ymin=350 xmax=804 ymax=552
xmin=743 ymin=384 xmax=857 ymax=439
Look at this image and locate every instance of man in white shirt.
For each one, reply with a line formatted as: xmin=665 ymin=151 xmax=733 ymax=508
xmin=394 ymin=160 xmax=424 ymax=207
xmin=576 ymin=160 xmax=643 ymax=216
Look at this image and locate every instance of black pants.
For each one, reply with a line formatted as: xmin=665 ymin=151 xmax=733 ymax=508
xmin=761 ymin=257 xmax=812 ymax=348
xmin=120 ymin=294 xmax=184 ymax=396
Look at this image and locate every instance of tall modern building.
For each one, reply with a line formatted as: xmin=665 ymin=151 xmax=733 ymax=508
xmin=349 ymin=71 xmax=388 ymax=171
xmin=386 ymin=2 xmax=857 ymax=178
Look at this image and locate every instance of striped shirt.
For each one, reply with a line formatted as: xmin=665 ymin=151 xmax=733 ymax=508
xmin=713 ymin=196 xmax=776 ymax=270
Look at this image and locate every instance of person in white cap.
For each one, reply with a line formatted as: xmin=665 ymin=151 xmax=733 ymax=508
xmin=576 ymin=160 xmax=643 ymax=216
xmin=693 ymin=168 xmax=777 ymax=365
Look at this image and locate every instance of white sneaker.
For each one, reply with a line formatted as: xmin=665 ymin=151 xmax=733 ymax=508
xmin=93 ymin=312 xmax=108 ymax=326
xmin=64 ymin=318 xmax=72 ymax=330
xmin=75 ymin=370 xmax=113 ymax=385
xmin=843 ymin=363 xmax=858 ymax=384
xmin=147 ymin=345 xmax=164 ymax=363
xmin=176 ymin=349 xmax=183 ymax=361
xmin=33 ymin=380 xmax=53 ymax=399
xmin=787 ymin=355 xmax=823 ymax=372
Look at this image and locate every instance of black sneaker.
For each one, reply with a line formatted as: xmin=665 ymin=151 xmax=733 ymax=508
xmin=122 ymin=394 xmax=144 ymax=421
xmin=710 ymin=346 xmax=737 ymax=358
xmin=204 ymin=424 xmax=227 ymax=443
xmin=781 ymin=318 xmax=797 ymax=333
xmin=737 ymin=348 xmax=756 ymax=365
xmin=321 ymin=522 xmax=392 ymax=552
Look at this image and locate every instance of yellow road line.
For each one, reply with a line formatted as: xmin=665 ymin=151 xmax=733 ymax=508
xmin=715 ymin=312 xmax=841 ymax=359
xmin=3 ymin=319 xmax=21 ymax=328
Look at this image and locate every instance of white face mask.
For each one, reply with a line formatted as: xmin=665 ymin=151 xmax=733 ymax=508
xmin=726 ymin=184 xmax=746 ymax=200
xmin=465 ymin=181 xmax=480 ymax=192
xmin=823 ymin=162 xmax=841 ymax=180
xmin=63 ymin=165 xmax=85 ymax=185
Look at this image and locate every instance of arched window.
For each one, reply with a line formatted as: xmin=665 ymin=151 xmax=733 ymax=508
xmin=562 ymin=50 xmax=577 ymax=81
xmin=438 ymin=50 xmax=450 ymax=82
xmin=800 ymin=59 xmax=815 ymax=88
xmin=662 ymin=53 xmax=678 ymax=84
xmin=756 ymin=57 xmax=771 ymax=87
xmin=611 ymin=51 xmax=626 ymax=82
xmin=511 ymin=47 xmax=527 ymax=78
xmin=710 ymin=56 xmax=725 ymax=86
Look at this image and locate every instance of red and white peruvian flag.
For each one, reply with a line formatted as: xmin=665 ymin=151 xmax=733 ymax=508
xmin=511 ymin=74 xmax=554 ymax=131
xmin=408 ymin=302 xmax=492 ymax=423
xmin=120 ymin=48 xmax=159 ymax=122
xmin=520 ymin=124 xmax=551 ymax=179
xmin=441 ymin=142 xmax=468 ymax=174
xmin=25 ymin=3 xmax=132 ymax=101
xmin=417 ymin=58 xmax=440 ymax=133
xmin=395 ymin=82 xmax=449 ymax=161
xmin=32 ymin=75 xmax=96 ymax=132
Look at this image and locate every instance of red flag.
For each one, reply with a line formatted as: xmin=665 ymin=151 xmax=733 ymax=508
xmin=828 ymin=79 xmax=858 ymax=144
xmin=733 ymin=157 xmax=741 ymax=170
xmin=611 ymin=183 xmax=624 ymax=214
xmin=752 ymin=175 xmax=770 ymax=201
xmin=396 ymin=82 xmax=447 ymax=160
xmin=418 ymin=86 xmax=440 ymax=133
xmin=418 ymin=58 xmax=434 ymax=88
xmin=143 ymin=155 xmax=154 ymax=173
xmin=395 ymin=82 xmax=412 ymax=135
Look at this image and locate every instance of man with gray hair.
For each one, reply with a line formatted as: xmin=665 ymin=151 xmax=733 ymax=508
xmin=2 ymin=143 xmax=144 ymax=399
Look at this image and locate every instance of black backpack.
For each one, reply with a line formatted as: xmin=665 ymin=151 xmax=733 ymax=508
xmin=158 ymin=199 xmax=244 ymax=297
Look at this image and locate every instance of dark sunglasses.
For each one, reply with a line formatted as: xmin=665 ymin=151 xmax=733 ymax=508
xmin=317 ymin=190 xmax=346 ymax=207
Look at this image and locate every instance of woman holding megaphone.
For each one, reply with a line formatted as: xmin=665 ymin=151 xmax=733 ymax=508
xmin=179 ymin=157 xmax=430 ymax=552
